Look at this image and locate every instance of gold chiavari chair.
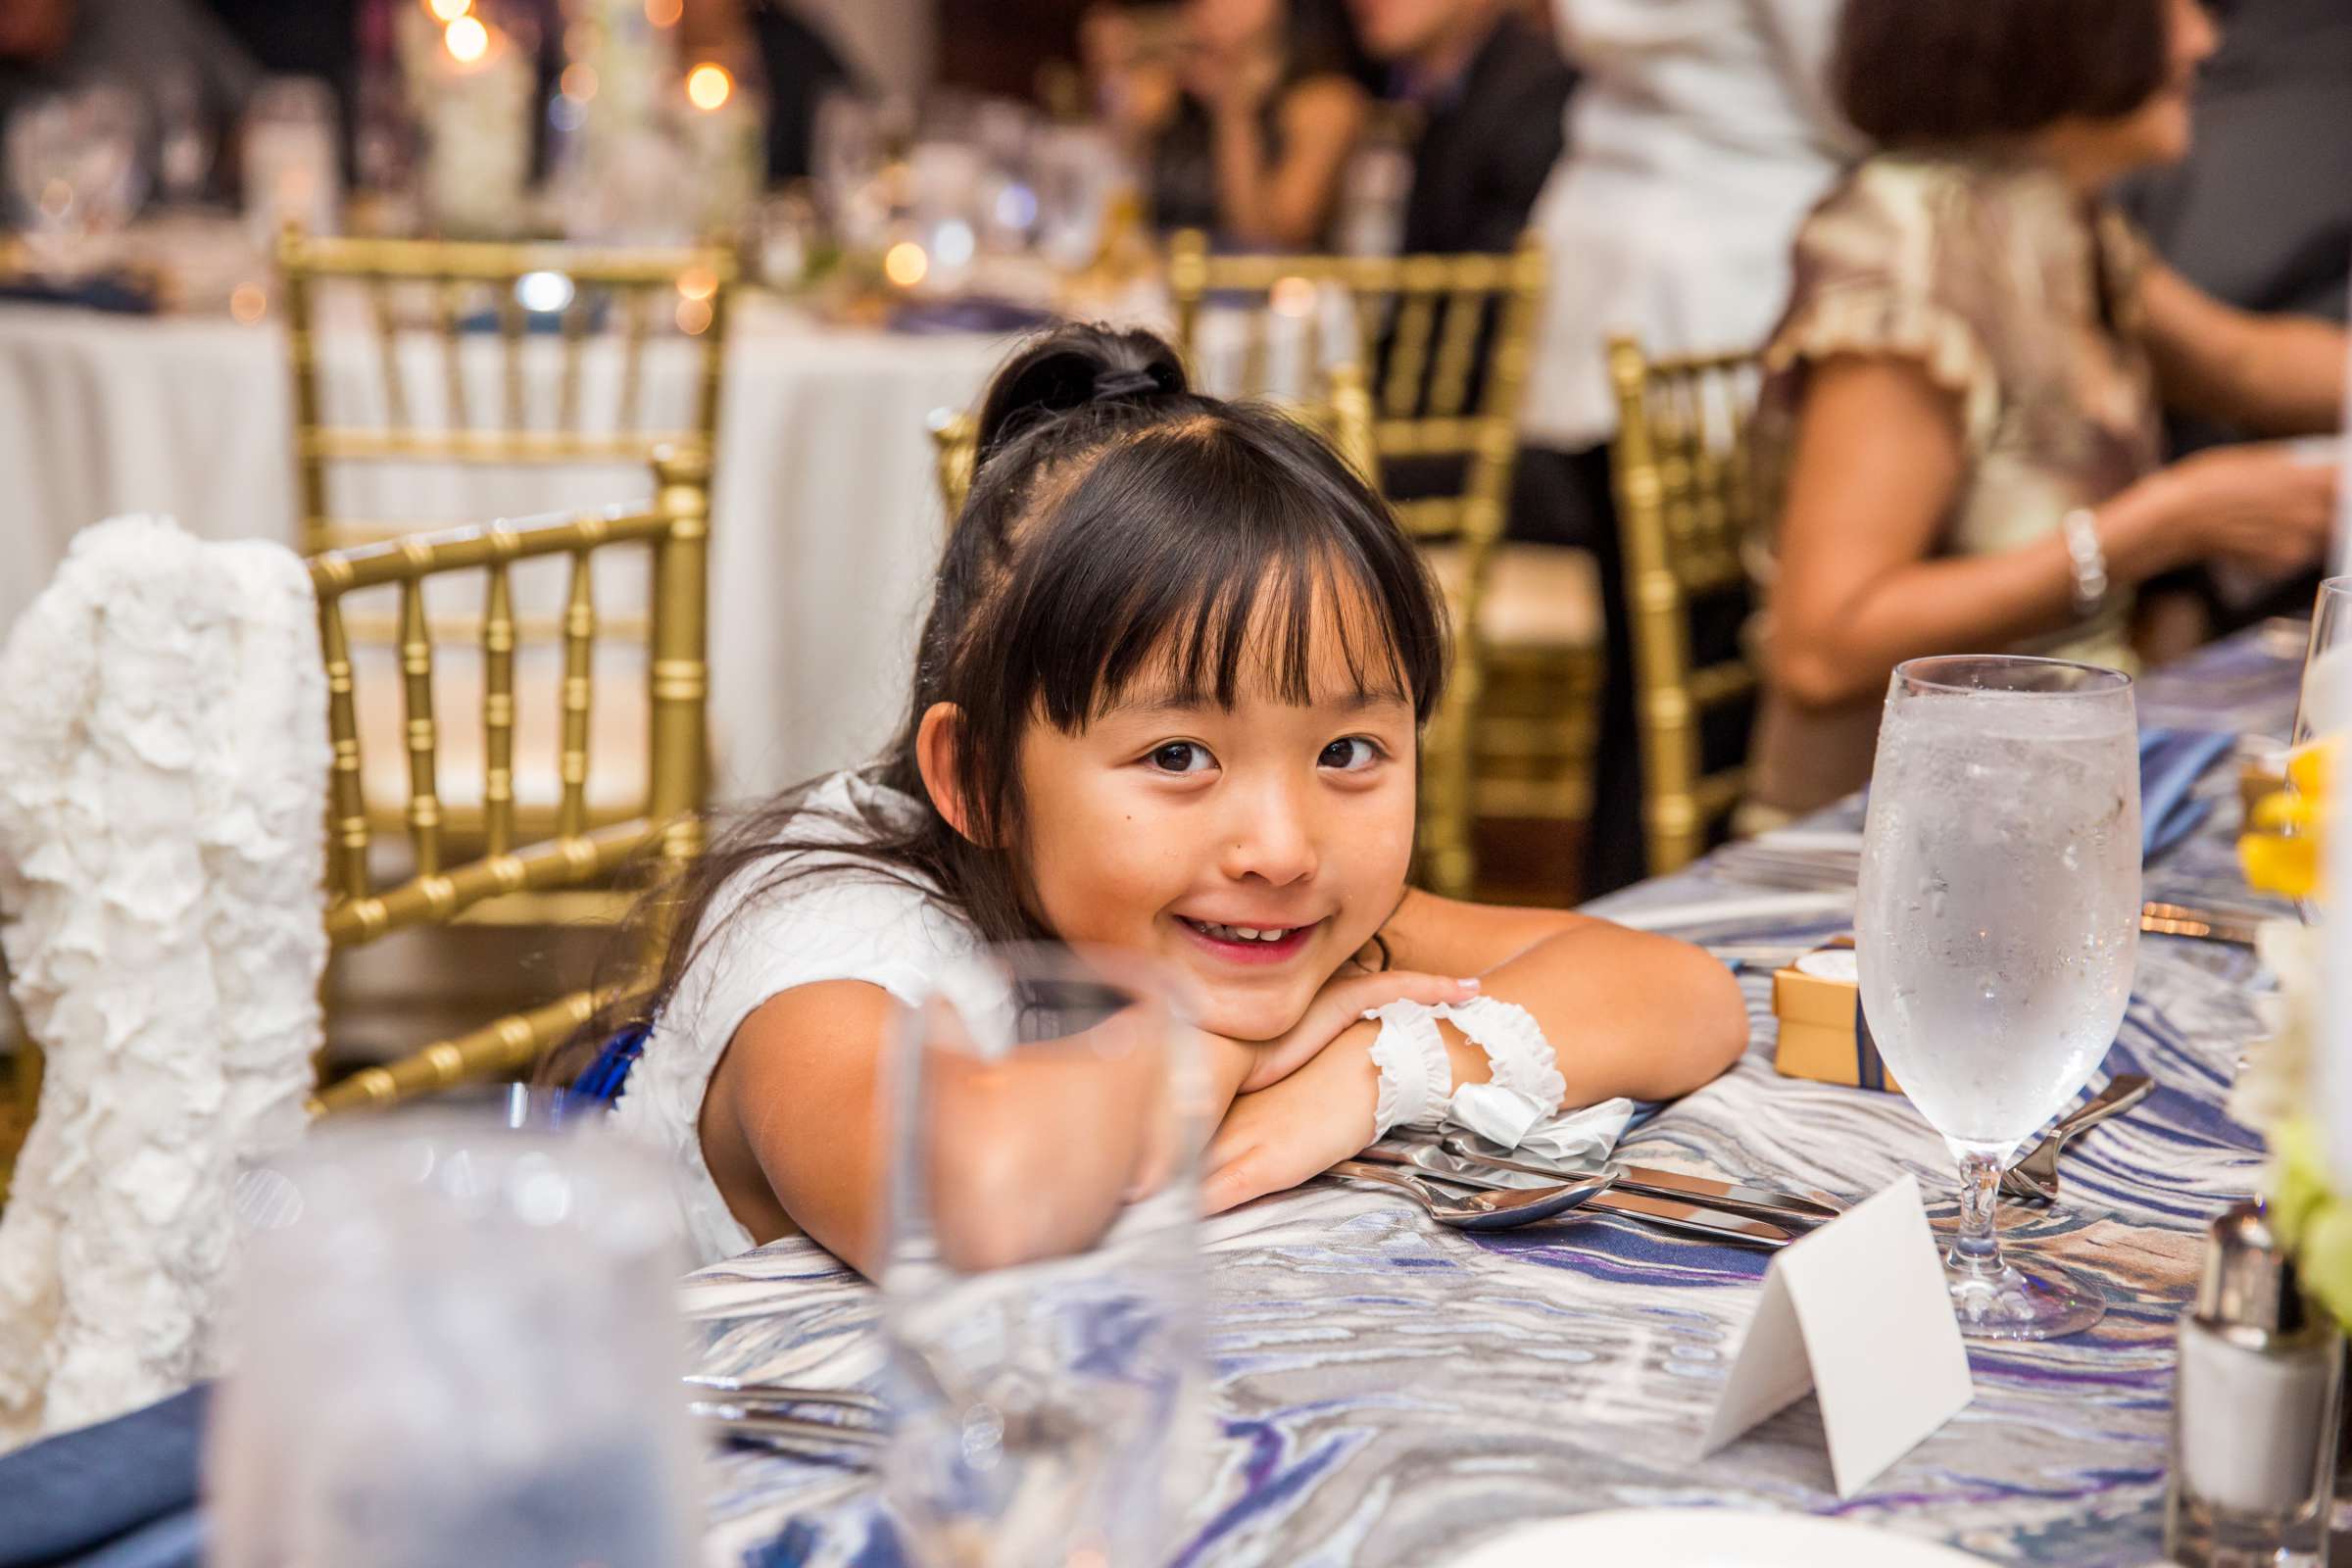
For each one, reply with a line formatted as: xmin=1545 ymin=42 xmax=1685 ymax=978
xmin=306 ymin=445 xmax=710 ymax=1114
xmin=1167 ymin=229 xmax=1586 ymax=900
xmin=1606 ymin=336 xmax=1768 ymax=876
xmin=277 ymin=229 xmax=737 ymax=909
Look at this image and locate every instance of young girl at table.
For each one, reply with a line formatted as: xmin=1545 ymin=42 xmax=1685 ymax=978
xmin=578 ymin=324 xmax=1748 ymax=1271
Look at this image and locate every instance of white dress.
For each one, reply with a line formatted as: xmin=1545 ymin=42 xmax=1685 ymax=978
xmin=1522 ymin=0 xmax=1859 ymax=451
xmin=610 ymin=771 xmax=979 ymax=1267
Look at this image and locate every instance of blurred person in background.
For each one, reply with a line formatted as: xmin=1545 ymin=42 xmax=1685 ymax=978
xmin=1348 ymin=0 xmax=1573 ymax=256
xmin=1112 ymin=0 xmax=1372 ymax=247
xmin=1746 ymin=0 xmax=2347 ymax=823
xmin=0 ymin=0 xmax=254 ymax=151
xmin=1515 ymin=0 xmax=1854 ymax=895
xmin=2125 ymin=0 xmax=2352 ymax=630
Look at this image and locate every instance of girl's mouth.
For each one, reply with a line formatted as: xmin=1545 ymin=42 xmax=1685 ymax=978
xmin=1176 ymin=915 xmax=1318 ymax=964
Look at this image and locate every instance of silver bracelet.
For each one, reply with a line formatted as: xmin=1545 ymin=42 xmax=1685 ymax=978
xmin=2061 ymin=507 xmax=2109 ymax=618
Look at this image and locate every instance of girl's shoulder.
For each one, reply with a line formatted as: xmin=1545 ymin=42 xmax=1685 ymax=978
xmin=684 ymin=771 xmax=977 ymax=1021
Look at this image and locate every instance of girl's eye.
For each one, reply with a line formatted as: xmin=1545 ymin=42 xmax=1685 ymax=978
xmin=1147 ymin=741 xmax=1215 ymax=774
xmin=1319 ymin=737 xmax=1383 ymax=771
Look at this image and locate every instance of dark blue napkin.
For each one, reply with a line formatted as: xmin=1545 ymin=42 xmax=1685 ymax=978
xmin=886 ymin=296 xmax=1054 ymax=335
xmin=0 ymin=1386 xmax=206 ymax=1568
xmin=2139 ymin=727 xmax=2233 ymax=862
xmin=0 ymin=274 xmax=159 ymax=315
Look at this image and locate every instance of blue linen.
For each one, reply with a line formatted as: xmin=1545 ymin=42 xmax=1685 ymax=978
xmin=0 ymin=1386 xmax=206 ymax=1568
xmin=2138 ymin=727 xmax=2234 ymax=862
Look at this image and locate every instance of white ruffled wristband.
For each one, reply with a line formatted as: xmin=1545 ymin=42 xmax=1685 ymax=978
xmin=1435 ymin=997 xmax=1564 ymax=1152
xmin=1362 ymin=1001 xmax=1451 ymax=1139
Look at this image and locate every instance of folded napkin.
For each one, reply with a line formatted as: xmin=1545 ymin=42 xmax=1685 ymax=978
xmin=0 ymin=1386 xmax=205 ymax=1568
xmin=2139 ymin=727 xmax=2234 ymax=862
xmin=1457 ymin=1096 xmax=1637 ymax=1165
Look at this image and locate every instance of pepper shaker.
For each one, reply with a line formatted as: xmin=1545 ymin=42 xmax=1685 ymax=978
xmin=2165 ymin=1201 xmax=2342 ymax=1568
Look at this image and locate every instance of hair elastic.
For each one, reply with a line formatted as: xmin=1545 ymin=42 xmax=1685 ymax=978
xmin=1091 ymin=367 xmax=1162 ymax=402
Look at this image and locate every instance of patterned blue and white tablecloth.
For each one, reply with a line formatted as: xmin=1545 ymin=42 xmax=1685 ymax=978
xmin=677 ymin=623 xmax=2308 ymax=1568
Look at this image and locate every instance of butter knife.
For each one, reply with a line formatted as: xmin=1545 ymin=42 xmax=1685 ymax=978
xmin=2139 ymin=901 xmax=2263 ymax=947
xmin=1360 ymin=1145 xmax=1798 ymax=1248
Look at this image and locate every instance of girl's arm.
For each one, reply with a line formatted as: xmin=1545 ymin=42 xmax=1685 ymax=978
xmin=1211 ymin=74 xmax=1366 ymax=249
xmin=2139 ymin=262 xmax=2348 ymax=437
xmin=702 ymin=965 xmax=1480 ymax=1273
xmin=1769 ymin=355 xmax=2337 ymax=710
xmin=1200 ymin=892 xmax=1748 ymax=1213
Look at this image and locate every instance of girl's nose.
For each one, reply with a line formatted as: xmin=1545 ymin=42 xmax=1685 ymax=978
xmin=1219 ymin=777 xmax=1317 ymax=886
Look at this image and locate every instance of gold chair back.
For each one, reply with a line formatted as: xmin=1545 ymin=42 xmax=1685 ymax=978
xmin=1166 ymin=230 xmax=1545 ymax=897
xmin=278 ymin=229 xmax=738 ymax=556
xmin=306 ymin=444 xmax=710 ymax=1114
xmin=1606 ymin=336 xmax=1767 ymax=875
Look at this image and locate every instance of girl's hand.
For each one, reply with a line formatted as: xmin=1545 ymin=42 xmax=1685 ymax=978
xmin=1201 ymin=1026 xmax=1383 ymax=1214
xmin=1224 ymin=969 xmax=1477 ymax=1096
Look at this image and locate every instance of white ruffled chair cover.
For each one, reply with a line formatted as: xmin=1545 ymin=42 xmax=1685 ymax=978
xmin=0 ymin=515 xmax=328 ymax=1447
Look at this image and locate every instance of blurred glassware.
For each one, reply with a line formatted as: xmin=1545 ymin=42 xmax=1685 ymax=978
xmin=206 ymin=1112 xmax=700 ymax=1568
xmin=879 ymin=943 xmax=1206 ymax=1568
xmin=6 ymin=85 xmax=147 ymax=276
xmin=241 ymin=77 xmax=343 ymax=247
xmin=814 ymin=90 xmax=887 ymax=249
xmin=754 ymin=184 xmax=825 ymax=291
xmin=1029 ymin=124 xmax=1120 ymax=273
xmin=153 ymin=67 xmax=215 ymax=210
xmin=1334 ymin=112 xmax=1413 ymax=260
xmin=2291 ymin=576 xmax=2352 ymax=751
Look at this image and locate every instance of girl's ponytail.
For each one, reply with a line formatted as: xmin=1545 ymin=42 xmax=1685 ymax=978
xmin=972 ymin=324 xmax=1189 ymax=468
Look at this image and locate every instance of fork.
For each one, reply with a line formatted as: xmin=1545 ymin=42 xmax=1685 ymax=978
xmin=1999 ymin=1073 xmax=2154 ymax=1202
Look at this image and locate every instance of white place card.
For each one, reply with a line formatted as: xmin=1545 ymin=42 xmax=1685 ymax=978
xmin=1699 ymin=1174 xmax=1974 ymax=1497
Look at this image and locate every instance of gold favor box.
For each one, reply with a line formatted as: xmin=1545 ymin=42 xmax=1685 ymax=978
xmin=1770 ymin=938 xmax=1902 ymax=1095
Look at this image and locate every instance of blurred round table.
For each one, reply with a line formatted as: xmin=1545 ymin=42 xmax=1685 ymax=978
xmin=0 ymin=291 xmax=1015 ymax=804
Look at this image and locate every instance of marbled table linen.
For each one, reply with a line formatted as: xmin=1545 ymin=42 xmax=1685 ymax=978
xmin=678 ymin=625 xmax=2303 ymax=1568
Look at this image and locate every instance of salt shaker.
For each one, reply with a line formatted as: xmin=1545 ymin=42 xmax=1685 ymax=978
xmin=2165 ymin=1201 xmax=2342 ymax=1567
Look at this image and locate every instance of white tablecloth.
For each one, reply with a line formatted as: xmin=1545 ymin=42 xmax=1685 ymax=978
xmin=0 ymin=297 xmax=1017 ymax=805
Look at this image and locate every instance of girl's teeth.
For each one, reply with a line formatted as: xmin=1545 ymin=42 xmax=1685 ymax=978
xmin=1188 ymin=918 xmax=1294 ymax=943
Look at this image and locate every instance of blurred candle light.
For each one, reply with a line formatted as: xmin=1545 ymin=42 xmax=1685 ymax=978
xmin=883 ymin=240 xmax=929 ymax=289
xmin=685 ymin=64 xmax=732 ymax=113
xmin=676 ymin=266 xmax=717 ymax=303
xmin=644 ymin=0 xmax=682 ymax=25
xmin=674 ymin=296 xmax=712 ymax=335
xmin=229 ymin=283 xmax=269 ymax=323
xmin=444 ymin=15 xmax=490 ymax=64
xmin=1270 ymin=275 xmax=1317 ymax=318
xmin=426 ymin=0 xmax=470 ymax=20
xmin=515 ymin=270 xmax=575 ymax=314
xmin=559 ymin=63 xmax=598 ymax=101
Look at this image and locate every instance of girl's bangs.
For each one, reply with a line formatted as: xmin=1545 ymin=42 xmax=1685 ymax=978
xmin=1013 ymin=425 xmax=1446 ymax=730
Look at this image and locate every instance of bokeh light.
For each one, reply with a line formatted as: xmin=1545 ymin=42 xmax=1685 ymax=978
xmin=559 ymin=63 xmax=597 ymax=101
xmin=229 ymin=284 xmax=269 ymax=324
xmin=685 ymin=64 xmax=732 ymax=112
xmin=515 ymin=270 xmax=575 ymax=314
xmin=674 ymin=296 xmax=712 ymax=335
xmin=426 ymin=0 xmax=469 ymax=20
xmin=1270 ymin=275 xmax=1317 ymax=318
xmin=676 ymin=267 xmax=718 ymax=303
xmin=444 ymin=15 xmax=489 ymax=63
xmin=644 ymin=0 xmax=683 ymax=25
xmin=883 ymin=241 xmax=929 ymax=289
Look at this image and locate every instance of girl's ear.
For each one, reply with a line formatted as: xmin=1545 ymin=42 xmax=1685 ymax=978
xmin=916 ymin=702 xmax=984 ymax=844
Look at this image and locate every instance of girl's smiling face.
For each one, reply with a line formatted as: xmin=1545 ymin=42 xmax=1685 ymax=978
xmin=1009 ymin=597 xmax=1420 ymax=1043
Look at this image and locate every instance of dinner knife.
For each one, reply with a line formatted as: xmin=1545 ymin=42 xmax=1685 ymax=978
xmin=1359 ymin=1144 xmax=1799 ymax=1247
xmin=1382 ymin=1136 xmax=1845 ymax=1223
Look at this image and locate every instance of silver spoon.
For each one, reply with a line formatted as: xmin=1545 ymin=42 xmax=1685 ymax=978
xmin=1327 ymin=1159 xmax=1616 ymax=1231
xmin=2000 ymin=1073 xmax=2154 ymax=1202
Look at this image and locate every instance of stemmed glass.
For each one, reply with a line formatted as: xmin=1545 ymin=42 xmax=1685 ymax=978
xmin=878 ymin=943 xmax=1205 ymax=1567
xmin=2290 ymin=576 xmax=2352 ymax=750
xmin=1857 ymin=656 xmax=2140 ymax=1340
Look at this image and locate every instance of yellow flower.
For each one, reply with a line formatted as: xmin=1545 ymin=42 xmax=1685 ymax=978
xmin=2240 ymin=738 xmax=2340 ymax=900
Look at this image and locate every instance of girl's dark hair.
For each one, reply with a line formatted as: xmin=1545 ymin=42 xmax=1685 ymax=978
xmin=555 ymin=322 xmax=1445 ymax=1073
xmin=1834 ymin=0 xmax=2175 ymax=148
